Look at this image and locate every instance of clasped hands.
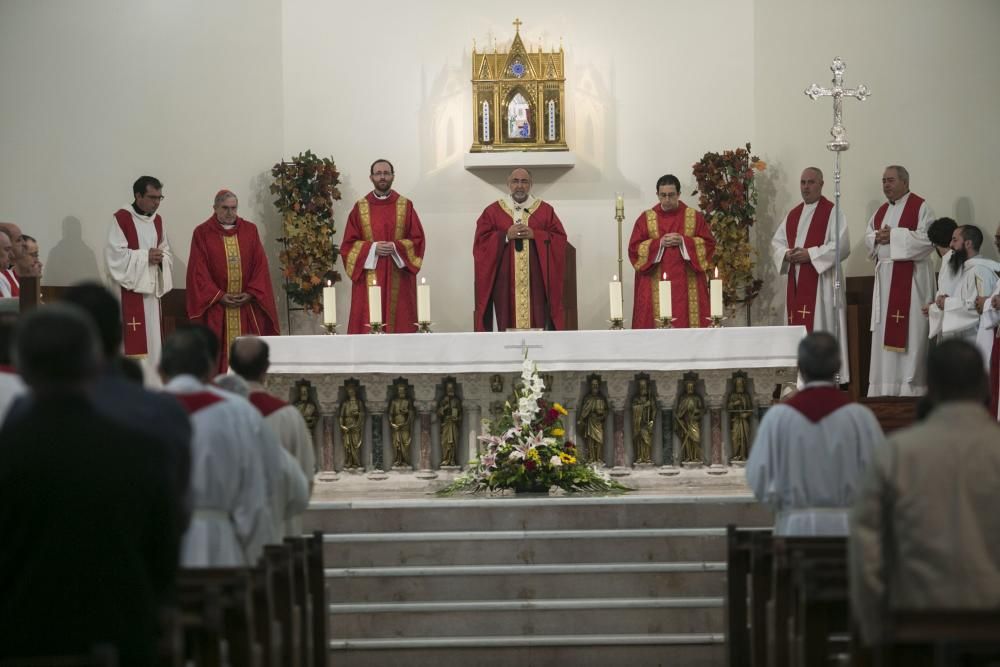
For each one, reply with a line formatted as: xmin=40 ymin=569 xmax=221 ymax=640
xmin=148 ymin=248 xmax=165 ymax=265
xmin=661 ymin=232 xmax=684 ymax=248
xmin=221 ymin=292 xmax=252 ymax=307
xmin=785 ymin=247 xmax=812 ymax=264
xmin=374 ymin=241 xmax=396 ymax=257
xmin=507 ymin=223 xmax=534 ymax=241
xmin=874 ymin=228 xmax=892 ymax=245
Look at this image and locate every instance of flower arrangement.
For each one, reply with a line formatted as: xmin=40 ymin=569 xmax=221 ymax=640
xmin=691 ymin=143 xmax=767 ymax=311
xmin=271 ymin=150 xmax=342 ymax=314
xmin=438 ymin=358 xmax=629 ymax=495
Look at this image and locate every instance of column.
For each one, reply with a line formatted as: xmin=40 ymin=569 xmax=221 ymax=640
xmin=708 ymin=406 xmax=727 ymax=475
xmin=658 ymin=406 xmax=678 ymax=475
xmin=416 ymin=406 xmax=437 ymax=479
xmin=368 ymin=412 xmax=388 ymax=480
xmin=610 ymin=407 xmax=630 ymax=477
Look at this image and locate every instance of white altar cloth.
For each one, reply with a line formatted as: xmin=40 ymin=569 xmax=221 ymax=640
xmin=261 ymin=326 xmax=805 ymax=375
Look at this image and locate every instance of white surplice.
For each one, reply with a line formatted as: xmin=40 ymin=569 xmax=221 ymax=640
xmin=248 ymin=381 xmax=316 ymax=537
xmin=746 ymin=383 xmax=886 ymax=535
xmin=0 ymin=369 xmax=26 ymax=424
xmin=104 ymin=206 xmax=173 ymax=369
xmin=928 ymin=256 xmax=1000 ymax=342
xmin=865 ymin=192 xmax=936 ymax=396
xmin=165 ymin=375 xmax=274 ymax=567
xmin=979 ymin=280 xmax=1000 ymax=417
xmin=771 ymin=201 xmax=850 ymax=382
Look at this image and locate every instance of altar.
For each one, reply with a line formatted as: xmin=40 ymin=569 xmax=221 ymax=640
xmin=261 ymin=326 xmax=804 ymax=482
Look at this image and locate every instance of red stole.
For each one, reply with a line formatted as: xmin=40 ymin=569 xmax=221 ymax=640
xmin=113 ymin=209 xmax=163 ymax=357
xmin=174 ymin=391 xmax=224 ymax=415
xmin=785 ymin=198 xmax=833 ymax=331
xmin=1 ymin=270 xmax=19 ymax=297
xmin=0 ymin=364 xmax=16 ymax=375
xmin=249 ymin=391 xmax=287 ymax=418
xmin=874 ymin=194 xmax=924 ymax=351
xmin=784 ymin=385 xmax=853 ymax=423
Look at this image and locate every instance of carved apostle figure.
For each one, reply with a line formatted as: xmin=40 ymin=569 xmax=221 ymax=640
xmin=577 ymin=376 xmax=608 ymax=464
xmin=674 ymin=380 xmax=704 ymax=463
xmin=727 ymin=376 xmax=754 ymax=462
xmin=631 ymin=378 xmax=655 ymax=464
xmin=339 ymin=383 xmax=366 ymax=469
xmin=293 ymin=381 xmax=320 ymax=432
xmin=437 ymin=380 xmax=463 ymax=467
xmin=389 ymin=383 xmax=414 ymax=467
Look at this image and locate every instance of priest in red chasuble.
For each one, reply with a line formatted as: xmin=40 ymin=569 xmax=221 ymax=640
xmin=473 ymin=168 xmax=567 ymax=331
xmin=186 ymin=190 xmax=279 ymax=373
xmin=340 ymin=159 xmax=426 ymax=334
xmin=629 ymin=174 xmax=716 ymax=329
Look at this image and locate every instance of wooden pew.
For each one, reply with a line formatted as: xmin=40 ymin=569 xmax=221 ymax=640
xmin=768 ymin=536 xmax=847 ymax=667
xmin=790 ymin=556 xmax=849 ymax=667
xmin=878 ymin=610 xmax=1000 ymax=666
xmin=726 ymin=526 xmax=774 ymax=667
xmin=0 ymin=646 xmax=118 ymax=667
xmin=306 ymin=532 xmax=328 ymax=667
xmin=263 ymin=544 xmax=304 ymax=667
xmin=177 ymin=568 xmax=259 ymax=667
xmin=285 ymin=537 xmax=314 ymax=666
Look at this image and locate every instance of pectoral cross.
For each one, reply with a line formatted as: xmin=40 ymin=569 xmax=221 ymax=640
xmin=126 ymin=317 xmax=142 ymax=332
xmin=891 ymin=310 xmax=906 ymax=324
xmin=804 ymin=57 xmax=870 ymax=152
xmin=797 ymin=305 xmax=811 ymax=321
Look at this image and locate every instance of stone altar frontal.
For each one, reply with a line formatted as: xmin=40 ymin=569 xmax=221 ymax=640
xmin=261 ymin=327 xmax=804 ymax=480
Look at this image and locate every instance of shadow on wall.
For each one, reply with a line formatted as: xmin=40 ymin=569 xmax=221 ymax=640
xmin=751 ymin=162 xmax=785 ymax=326
xmin=44 ymin=216 xmax=100 ymax=285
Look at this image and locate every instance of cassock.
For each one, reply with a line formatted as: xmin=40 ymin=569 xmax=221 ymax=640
xmin=186 ymin=216 xmax=279 ymax=373
xmin=105 ymin=205 xmax=173 ymax=367
xmin=628 ymin=201 xmax=715 ymax=329
xmin=864 ymin=192 xmax=935 ymax=396
xmin=980 ymin=280 xmax=1000 ymax=420
xmin=165 ymin=375 xmax=274 ymax=567
xmin=340 ymin=190 xmax=425 ymax=334
xmin=746 ymin=383 xmax=885 ymax=535
xmin=928 ymin=256 xmax=1000 ymax=343
xmin=770 ymin=197 xmax=850 ymax=382
xmin=0 ymin=269 xmax=18 ymax=297
xmin=473 ymin=195 xmax=567 ymax=331
xmin=248 ymin=382 xmax=315 ymax=536
xmin=0 ymin=271 xmax=11 ymax=297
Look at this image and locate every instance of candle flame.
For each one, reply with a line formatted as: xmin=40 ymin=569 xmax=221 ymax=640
xmin=714 ymin=267 xmax=719 ymax=279
xmin=662 ymin=272 xmax=667 ymax=281
xmin=373 ymin=279 xmax=377 ymax=286
xmin=421 ymin=277 xmax=426 ymax=285
xmin=326 ymin=279 xmax=332 ymax=287
xmin=613 ymin=274 xmax=618 ymax=282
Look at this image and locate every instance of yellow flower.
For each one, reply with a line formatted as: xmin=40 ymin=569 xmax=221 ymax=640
xmin=528 ymin=448 xmax=541 ymax=462
xmin=553 ymin=403 xmax=568 ymax=416
xmin=551 ymin=428 xmax=565 ymax=437
xmin=559 ymin=452 xmax=576 ymax=464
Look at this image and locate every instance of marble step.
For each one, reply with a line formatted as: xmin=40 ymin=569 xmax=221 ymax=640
xmin=304 ymin=494 xmax=769 ymax=534
xmin=326 ymin=561 xmax=726 ymax=603
xmin=323 ymin=527 xmax=726 ymax=567
xmin=329 ymin=596 xmax=724 ymax=639
xmin=327 ymin=633 xmax=724 ymax=667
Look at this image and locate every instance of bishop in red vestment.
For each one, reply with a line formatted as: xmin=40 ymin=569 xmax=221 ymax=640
xmin=473 ymin=168 xmax=567 ymax=331
xmin=629 ymin=174 xmax=716 ymax=329
xmin=186 ymin=190 xmax=279 ymax=373
xmin=340 ymin=159 xmax=425 ymax=334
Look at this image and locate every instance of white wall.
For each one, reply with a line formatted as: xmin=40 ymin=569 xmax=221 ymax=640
xmin=0 ymin=0 xmax=283 ymax=287
xmin=753 ymin=0 xmax=1000 ymax=323
xmin=3 ymin=0 xmax=998 ymax=331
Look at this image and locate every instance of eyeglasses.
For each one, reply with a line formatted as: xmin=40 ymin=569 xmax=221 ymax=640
xmin=144 ymin=194 xmax=166 ymax=201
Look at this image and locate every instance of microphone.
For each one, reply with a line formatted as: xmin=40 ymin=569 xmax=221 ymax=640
xmin=515 ymin=238 xmax=523 ymax=252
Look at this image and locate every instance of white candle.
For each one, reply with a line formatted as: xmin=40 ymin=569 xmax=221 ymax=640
xmin=322 ymin=281 xmax=336 ymax=325
xmin=368 ymin=280 xmax=382 ymax=325
xmin=710 ymin=268 xmax=724 ymax=318
xmin=609 ymin=275 xmax=623 ymax=320
xmin=417 ymin=277 xmax=431 ymax=322
xmin=658 ymin=273 xmax=671 ymax=318
xmin=615 ymin=193 xmax=624 ymax=218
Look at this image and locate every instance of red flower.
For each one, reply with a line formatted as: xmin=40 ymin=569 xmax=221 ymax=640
xmin=525 ymin=460 xmax=537 ymax=471
xmin=546 ymin=408 xmax=558 ymax=422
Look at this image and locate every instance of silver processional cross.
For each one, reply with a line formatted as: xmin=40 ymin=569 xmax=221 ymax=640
xmin=804 ymin=57 xmax=870 ymax=381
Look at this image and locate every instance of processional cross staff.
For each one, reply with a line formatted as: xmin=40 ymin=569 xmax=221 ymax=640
xmin=804 ymin=57 xmax=870 ymax=377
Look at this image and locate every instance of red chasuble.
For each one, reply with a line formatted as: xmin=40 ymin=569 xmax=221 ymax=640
xmin=339 ymin=191 xmax=425 ymax=334
xmin=473 ymin=199 xmax=567 ymax=331
xmin=113 ymin=209 xmax=163 ymax=357
xmin=628 ymin=202 xmax=716 ymax=329
xmin=873 ymin=194 xmax=924 ymax=351
xmin=186 ymin=216 xmax=279 ymax=373
xmin=785 ymin=197 xmax=834 ymax=331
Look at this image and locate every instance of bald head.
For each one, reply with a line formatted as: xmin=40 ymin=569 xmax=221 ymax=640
xmin=800 ymin=167 xmax=824 ymax=205
xmin=507 ymin=168 xmax=533 ymax=204
xmin=0 ymin=223 xmax=23 ymax=264
xmin=797 ymin=331 xmax=841 ymax=383
xmin=229 ymin=336 xmax=270 ymax=382
xmin=0 ymin=230 xmax=11 ymax=269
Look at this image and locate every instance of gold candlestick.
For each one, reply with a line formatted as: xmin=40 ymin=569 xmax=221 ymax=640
xmin=416 ymin=321 xmax=433 ymax=333
xmin=367 ymin=322 xmax=385 ymax=334
xmin=323 ymin=323 xmax=338 ymax=335
xmin=609 ymin=317 xmax=624 ymax=330
xmin=656 ymin=317 xmax=675 ymax=329
xmin=709 ymin=316 xmax=725 ymax=328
